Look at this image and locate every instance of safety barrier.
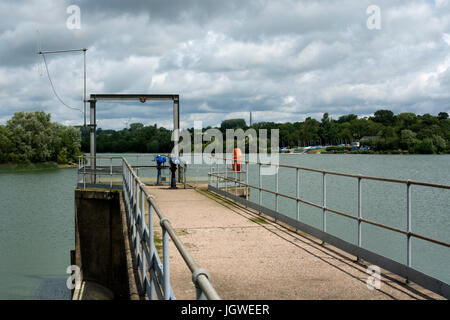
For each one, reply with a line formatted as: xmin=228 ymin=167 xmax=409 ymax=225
xmin=77 ymin=155 xmax=220 ymax=300
xmin=208 ymin=156 xmax=450 ymax=299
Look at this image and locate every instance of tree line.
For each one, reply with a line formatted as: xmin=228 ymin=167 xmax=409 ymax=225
xmin=81 ymin=109 xmax=450 ymax=155
xmin=0 ymin=111 xmax=83 ymax=164
xmin=1 ymin=109 xmax=449 ymax=165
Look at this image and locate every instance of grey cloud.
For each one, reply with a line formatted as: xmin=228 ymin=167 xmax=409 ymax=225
xmin=0 ymin=0 xmax=449 ymax=129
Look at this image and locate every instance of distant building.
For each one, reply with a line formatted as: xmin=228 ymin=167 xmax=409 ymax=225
xmin=360 ymin=136 xmax=380 ymax=142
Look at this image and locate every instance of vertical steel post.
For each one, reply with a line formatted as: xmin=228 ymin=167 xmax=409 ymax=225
xmin=136 ymin=181 xmax=140 ymax=267
xmin=110 ymin=158 xmax=113 ymax=188
xmin=358 ymin=176 xmax=362 ymax=248
xmin=235 ymin=165 xmax=237 ymax=197
xmin=225 ymin=160 xmax=228 ymax=195
xmin=83 ymin=49 xmax=87 ymax=127
xmin=136 ymin=154 xmax=139 ymax=177
xmin=216 ymin=160 xmax=219 ymax=189
xmin=322 ymin=172 xmax=326 ymax=233
xmin=209 ymin=161 xmax=212 ymax=186
xmin=296 ymin=168 xmax=300 ymax=222
xmin=406 ymin=181 xmax=412 ymax=269
xmin=258 ymin=163 xmax=262 ymax=212
xmin=83 ymin=156 xmax=86 ymax=189
xmin=184 ymin=164 xmax=186 ymax=189
xmin=89 ymin=100 xmax=97 ymax=184
xmin=173 ymin=96 xmax=181 ymax=182
xmin=246 ymin=162 xmax=249 ymax=202
xmin=162 ymin=224 xmax=170 ymax=300
xmin=149 ymin=201 xmax=155 ymax=300
xmin=275 ymin=167 xmax=279 ymax=213
xmin=141 ymin=189 xmax=146 ymax=290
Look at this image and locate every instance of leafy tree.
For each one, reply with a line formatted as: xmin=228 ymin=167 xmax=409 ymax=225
xmin=0 ymin=111 xmax=82 ymax=164
xmin=337 ymin=114 xmax=358 ymax=123
xmin=220 ymin=119 xmax=247 ymax=132
xmin=414 ymin=138 xmax=435 ymax=154
xmin=400 ymin=129 xmax=418 ymax=151
xmin=373 ymin=109 xmax=395 ymax=126
xmin=438 ymin=112 xmax=449 ymax=120
xmin=431 ymin=134 xmax=446 ymax=153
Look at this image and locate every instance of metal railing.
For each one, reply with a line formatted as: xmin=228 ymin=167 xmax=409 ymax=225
xmin=77 ymin=155 xmax=187 ymax=189
xmin=77 ymin=155 xmax=220 ymax=300
xmin=208 ymin=156 xmax=450 ymax=299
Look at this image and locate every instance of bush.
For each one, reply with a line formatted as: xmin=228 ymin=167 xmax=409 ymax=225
xmin=57 ymin=148 xmax=69 ymax=164
xmin=414 ymin=138 xmax=436 ymax=154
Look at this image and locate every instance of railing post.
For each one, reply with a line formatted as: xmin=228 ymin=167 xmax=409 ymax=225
xmin=141 ymin=188 xmax=146 ymax=291
xmin=322 ymin=172 xmax=327 ymax=235
xmin=162 ymin=220 xmax=170 ymax=300
xmin=136 ymin=154 xmax=139 ymax=177
xmin=406 ymin=181 xmax=412 ymax=270
xmin=216 ymin=160 xmax=219 ymax=189
xmin=275 ymin=167 xmax=279 ymax=213
xmin=135 ymin=181 xmax=140 ymax=266
xmin=148 ymin=200 xmax=155 ymax=300
xmin=246 ymin=162 xmax=249 ymax=203
xmin=358 ymin=176 xmax=362 ymax=248
xmin=296 ymin=168 xmax=300 ymax=223
xmin=225 ymin=160 xmax=228 ymax=195
xmin=135 ymin=178 xmax=139 ymax=209
xmin=258 ymin=163 xmax=262 ymax=212
xmin=110 ymin=158 xmax=113 ymax=188
xmin=235 ymin=166 xmax=238 ymax=197
xmin=83 ymin=156 xmax=86 ymax=189
xmin=184 ymin=164 xmax=187 ymax=189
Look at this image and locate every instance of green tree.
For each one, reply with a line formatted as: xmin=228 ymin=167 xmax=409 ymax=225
xmin=438 ymin=112 xmax=449 ymax=120
xmin=6 ymin=111 xmax=53 ymax=163
xmin=220 ymin=119 xmax=247 ymax=132
xmin=373 ymin=109 xmax=395 ymax=126
xmin=400 ymin=129 xmax=418 ymax=151
xmin=0 ymin=111 xmax=82 ymax=164
xmin=414 ymin=138 xmax=436 ymax=154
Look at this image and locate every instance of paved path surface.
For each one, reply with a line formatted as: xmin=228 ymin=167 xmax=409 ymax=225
xmin=145 ymin=185 xmax=443 ymax=300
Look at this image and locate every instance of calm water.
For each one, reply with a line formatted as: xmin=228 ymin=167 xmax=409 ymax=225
xmin=247 ymin=154 xmax=450 ymax=285
xmin=0 ymin=154 xmax=449 ymax=299
xmin=0 ymin=168 xmax=76 ymax=299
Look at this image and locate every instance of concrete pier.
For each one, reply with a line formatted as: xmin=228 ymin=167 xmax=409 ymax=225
xmin=145 ymin=185 xmax=443 ymax=300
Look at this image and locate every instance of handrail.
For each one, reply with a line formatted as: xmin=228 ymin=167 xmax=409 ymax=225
xmin=212 ymin=156 xmax=450 ymax=189
xmin=212 ymin=174 xmax=450 ymax=248
xmin=78 ymin=155 xmax=220 ymax=300
xmin=207 ymin=155 xmax=450 ymax=298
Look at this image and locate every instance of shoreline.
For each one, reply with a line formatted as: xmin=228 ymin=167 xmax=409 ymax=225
xmin=0 ymin=162 xmax=78 ymax=173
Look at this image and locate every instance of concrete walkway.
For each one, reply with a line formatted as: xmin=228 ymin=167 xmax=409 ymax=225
xmin=145 ymin=185 xmax=443 ymax=300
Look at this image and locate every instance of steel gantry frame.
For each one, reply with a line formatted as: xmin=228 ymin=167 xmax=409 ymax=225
xmin=88 ymin=94 xmax=180 ymax=183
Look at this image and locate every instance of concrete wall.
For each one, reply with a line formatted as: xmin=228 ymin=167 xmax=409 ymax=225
xmin=74 ymin=189 xmax=132 ymax=299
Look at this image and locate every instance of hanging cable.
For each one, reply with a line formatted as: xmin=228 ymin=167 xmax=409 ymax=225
xmin=41 ymin=53 xmax=83 ymax=114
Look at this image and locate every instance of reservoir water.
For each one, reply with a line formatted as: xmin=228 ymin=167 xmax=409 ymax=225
xmin=0 ymin=154 xmax=449 ymax=299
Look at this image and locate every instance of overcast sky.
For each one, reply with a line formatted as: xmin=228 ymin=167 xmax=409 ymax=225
xmin=0 ymin=0 xmax=449 ymax=129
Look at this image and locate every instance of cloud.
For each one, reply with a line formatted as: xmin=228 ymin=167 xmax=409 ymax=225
xmin=0 ymin=0 xmax=449 ymax=130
